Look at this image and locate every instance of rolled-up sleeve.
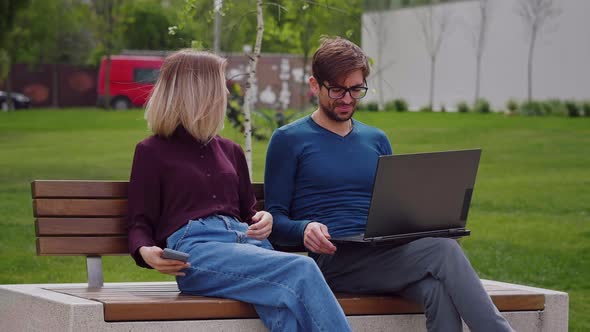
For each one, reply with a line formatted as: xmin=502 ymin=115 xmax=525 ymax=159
xmin=127 ymin=143 xmax=160 ymax=268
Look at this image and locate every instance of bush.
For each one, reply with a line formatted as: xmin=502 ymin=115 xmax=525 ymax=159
xmin=358 ymin=102 xmax=379 ymax=112
xmin=506 ymin=99 xmax=519 ymax=115
xmin=440 ymin=104 xmax=447 ymax=113
xmin=456 ymin=101 xmax=470 ymax=113
xmin=564 ymin=101 xmax=581 ymax=117
xmin=581 ymin=101 xmax=590 ymax=117
xmin=394 ymin=99 xmax=409 ymax=112
xmin=419 ymin=105 xmax=433 ymax=112
xmin=519 ymin=101 xmax=543 ymax=116
xmin=473 ymin=98 xmax=492 ymax=113
xmin=542 ymin=99 xmax=565 ymax=116
xmin=386 ymin=98 xmax=409 ymax=112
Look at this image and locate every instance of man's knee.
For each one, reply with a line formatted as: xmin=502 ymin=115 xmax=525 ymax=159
xmin=415 ymin=237 xmax=462 ymax=255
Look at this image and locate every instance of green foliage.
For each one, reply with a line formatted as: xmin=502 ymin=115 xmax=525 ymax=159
xmin=456 ymin=101 xmax=470 ymax=113
xmin=176 ymin=0 xmax=362 ymax=54
xmin=359 ymin=102 xmax=379 ymax=112
xmin=564 ymin=101 xmax=581 ymax=117
xmin=581 ymin=101 xmax=590 ymax=117
xmin=10 ymin=0 xmax=93 ymax=65
xmin=519 ymin=101 xmax=544 ymax=116
xmin=473 ymin=98 xmax=491 ymax=113
xmin=120 ymin=0 xmax=192 ymax=51
xmin=225 ymin=81 xmax=266 ymax=140
xmin=506 ymin=99 xmax=519 ymax=114
xmin=419 ymin=105 xmax=433 ymax=112
xmin=386 ymin=98 xmax=409 ymax=112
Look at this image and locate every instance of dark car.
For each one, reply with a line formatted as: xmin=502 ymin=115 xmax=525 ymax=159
xmin=0 ymin=90 xmax=32 ymax=110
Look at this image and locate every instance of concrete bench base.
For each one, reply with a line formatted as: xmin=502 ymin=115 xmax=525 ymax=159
xmin=0 ymin=280 xmax=567 ymax=332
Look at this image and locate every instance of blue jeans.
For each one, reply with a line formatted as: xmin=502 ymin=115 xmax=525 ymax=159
xmin=167 ymin=215 xmax=351 ymax=332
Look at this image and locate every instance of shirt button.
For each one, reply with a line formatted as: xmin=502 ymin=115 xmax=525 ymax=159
xmin=200 ymin=155 xmax=204 ymax=159
xmin=206 ymin=173 xmax=211 ymax=177
xmin=212 ymin=195 xmax=217 ymax=199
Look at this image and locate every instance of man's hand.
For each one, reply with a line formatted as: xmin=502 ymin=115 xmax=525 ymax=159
xmin=304 ymin=222 xmax=337 ymax=255
xmin=246 ymin=211 xmax=273 ymax=240
xmin=139 ymin=246 xmax=191 ymax=276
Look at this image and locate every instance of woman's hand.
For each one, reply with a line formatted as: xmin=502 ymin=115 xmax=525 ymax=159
xmin=246 ymin=211 xmax=273 ymax=240
xmin=139 ymin=246 xmax=191 ymax=276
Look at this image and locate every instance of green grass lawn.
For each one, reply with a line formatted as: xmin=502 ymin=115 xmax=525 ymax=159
xmin=1 ymin=109 xmax=588 ymax=330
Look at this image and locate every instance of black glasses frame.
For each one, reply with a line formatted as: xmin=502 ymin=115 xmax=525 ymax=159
xmin=320 ymin=80 xmax=368 ymax=100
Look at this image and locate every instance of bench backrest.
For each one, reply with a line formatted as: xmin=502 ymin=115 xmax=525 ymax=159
xmin=32 ymin=180 xmax=265 ymax=257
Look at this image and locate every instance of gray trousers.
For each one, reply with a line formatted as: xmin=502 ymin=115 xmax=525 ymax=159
xmin=314 ymin=237 xmax=513 ymax=332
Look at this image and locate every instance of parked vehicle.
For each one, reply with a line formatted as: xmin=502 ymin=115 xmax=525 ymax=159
xmin=0 ymin=91 xmax=31 ymax=110
xmin=97 ymin=55 xmax=164 ymax=109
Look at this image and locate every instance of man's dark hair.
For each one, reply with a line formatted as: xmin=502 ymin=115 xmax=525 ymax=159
xmin=311 ymin=36 xmax=370 ymax=85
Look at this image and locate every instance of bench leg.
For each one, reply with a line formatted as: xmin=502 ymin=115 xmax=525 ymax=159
xmin=86 ymin=256 xmax=104 ymax=288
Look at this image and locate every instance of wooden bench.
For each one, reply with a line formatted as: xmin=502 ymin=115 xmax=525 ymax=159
xmin=21 ymin=180 xmax=568 ymax=331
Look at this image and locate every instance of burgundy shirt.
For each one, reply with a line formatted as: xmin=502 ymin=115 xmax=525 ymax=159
xmin=127 ymin=126 xmax=257 ymax=268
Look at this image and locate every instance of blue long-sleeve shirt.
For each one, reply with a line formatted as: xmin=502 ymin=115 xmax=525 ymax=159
xmin=264 ymin=116 xmax=392 ymax=246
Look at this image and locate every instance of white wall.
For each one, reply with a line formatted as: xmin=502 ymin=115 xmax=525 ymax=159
xmin=362 ymin=0 xmax=590 ymax=110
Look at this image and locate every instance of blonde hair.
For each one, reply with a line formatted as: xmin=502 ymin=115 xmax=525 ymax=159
xmin=145 ymin=49 xmax=227 ymax=142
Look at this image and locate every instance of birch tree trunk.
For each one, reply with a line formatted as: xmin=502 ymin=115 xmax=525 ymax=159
xmin=242 ymin=0 xmax=264 ymax=178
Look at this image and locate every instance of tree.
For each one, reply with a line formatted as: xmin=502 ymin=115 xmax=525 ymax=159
xmin=515 ymin=0 xmax=561 ymax=102
xmin=471 ymin=0 xmax=490 ymax=105
xmin=91 ymin=0 xmax=125 ymax=109
xmin=0 ymin=0 xmax=32 ymax=111
xmin=416 ymin=1 xmax=450 ymax=110
xmin=121 ymin=0 xmax=191 ymax=51
xmin=14 ymin=0 xmax=93 ymax=107
xmin=242 ymin=0 xmax=264 ymax=177
xmin=366 ymin=10 xmax=394 ymax=111
xmin=262 ymin=0 xmax=363 ymax=109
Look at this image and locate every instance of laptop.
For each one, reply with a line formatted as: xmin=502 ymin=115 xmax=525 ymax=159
xmin=331 ymin=149 xmax=481 ymax=245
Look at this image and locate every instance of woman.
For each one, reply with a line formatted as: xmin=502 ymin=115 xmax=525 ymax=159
xmin=127 ymin=49 xmax=351 ymax=332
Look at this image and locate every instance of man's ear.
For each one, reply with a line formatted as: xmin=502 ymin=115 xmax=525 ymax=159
xmin=309 ymin=76 xmax=320 ymax=95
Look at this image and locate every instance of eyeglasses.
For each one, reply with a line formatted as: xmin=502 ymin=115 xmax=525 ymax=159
xmin=321 ymin=81 xmax=368 ymax=100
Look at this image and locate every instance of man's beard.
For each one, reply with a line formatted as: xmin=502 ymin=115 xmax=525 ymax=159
xmin=319 ymin=99 xmax=356 ymax=122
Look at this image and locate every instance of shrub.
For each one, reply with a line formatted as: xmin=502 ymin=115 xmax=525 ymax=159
xmin=543 ymin=99 xmax=565 ymax=116
xmin=519 ymin=101 xmax=543 ymax=116
xmin=357 ymin=102 xmax=377 ymax=112
xmin=506 ymin=99 xmax=519 ymax=115
xmin=440 ymin=104 xmax=447 ymax=113
xmin=386 ymin=98 xmax=409 ymax=112
xmin=456 ymin=101 xmax=470 ymax=113
xmin=581 ymin=101 xmax=590 ymax=117
xmin=473 ymin=98 xmax=491 ymax=113
xmin=363 ymin=102 xmax=379 ymax=112
xmin=419 ymin=105 xmax=433 ymax=112
xmin=564 ymin=101 xmax=580 ymax=117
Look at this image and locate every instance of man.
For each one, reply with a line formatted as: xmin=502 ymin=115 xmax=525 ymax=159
xmin=264 ymin=37 xmax=513 ymax=332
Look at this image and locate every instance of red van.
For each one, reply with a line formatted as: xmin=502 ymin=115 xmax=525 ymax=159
xmin=97 ymin=55 xmax=164 ymax=109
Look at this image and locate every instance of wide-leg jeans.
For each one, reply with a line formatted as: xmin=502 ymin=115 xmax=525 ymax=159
xmin=167 ymin=215 xmax=351 ymax=332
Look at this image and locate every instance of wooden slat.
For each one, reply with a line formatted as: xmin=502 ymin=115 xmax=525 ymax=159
xmin=32 ymin=180 xmax=128 ymax=198
xmin=488 ymin=293 xmax=545 ymax=311
xmin=32 ymin=181 xmax=263 ymax=200
xmin=36 ymin=218 xmax=126 ymax=236
xmin=33 ymin=199 xmax=127 ymax=217
xmin=47 ymin=280 xmax=545 ymax=322
xmin=252 ymin=182 xmax=264 ymax=200
xmin=37 ymin=237 xmax=128 ymax=255
xmin=254 ymin=200 xmax=264 ymax=211
xmin=105 ymin=299 xmax=257 ymax=321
